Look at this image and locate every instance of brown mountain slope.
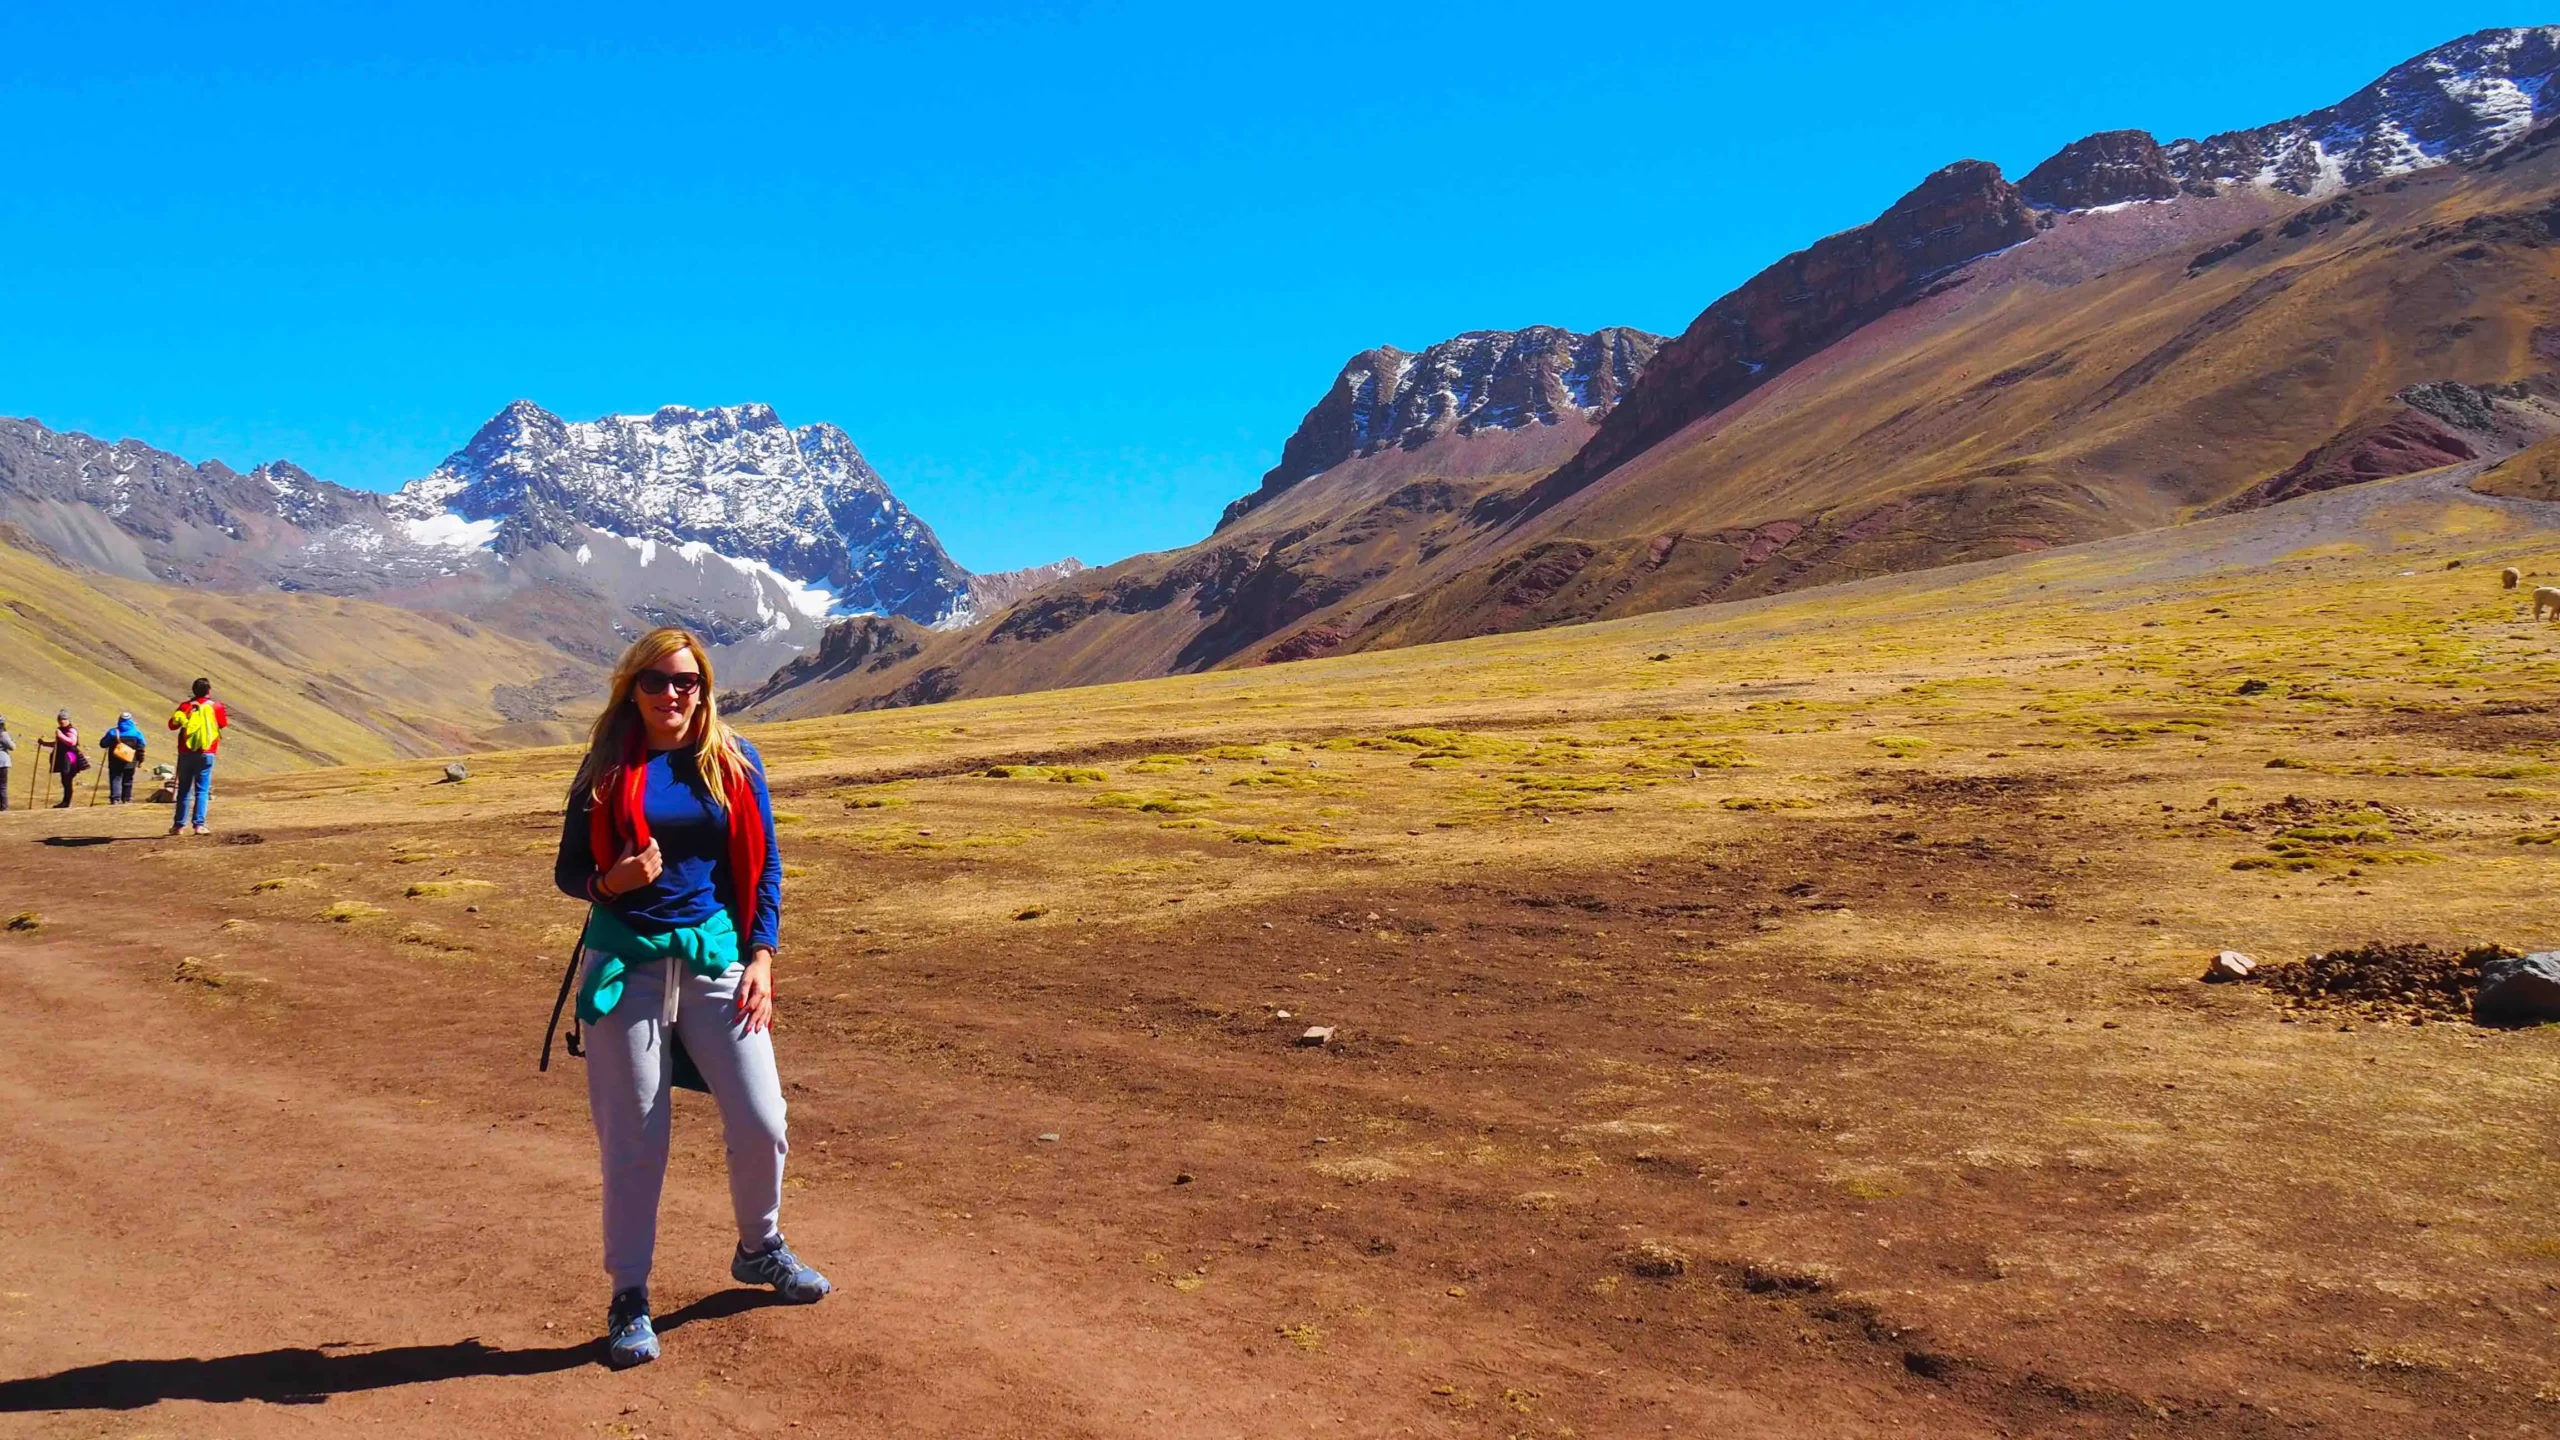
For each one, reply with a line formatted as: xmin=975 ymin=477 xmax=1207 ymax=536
xmin=0 ymin=532 xmax=601 ymax=772
xmin=2476 ymin=435 xmax=2560 ymax=500
xmin=737 ymin=335 xmax=1648 ymax=718
xmin=1510 ymin=160 xmax=2039 ymax=522
xmin=1331 ymin=150 xmax=2560 ymax=655
xmin=745 ymin=35 xmax=2560 ymax=719
xmin=737 ymin=167 xmax=2320 ymax=717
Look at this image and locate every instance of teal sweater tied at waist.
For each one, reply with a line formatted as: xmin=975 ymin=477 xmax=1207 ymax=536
xmin=576 ymin=903 xmax=740 ymax=1024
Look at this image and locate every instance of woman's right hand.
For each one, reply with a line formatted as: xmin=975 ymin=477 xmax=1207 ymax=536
xmin=599 ymin=838 xmax=663 ymax=898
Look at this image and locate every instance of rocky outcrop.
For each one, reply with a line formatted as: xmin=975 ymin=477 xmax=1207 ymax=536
xmin=2018 ymin=130 xmax=2180 ymax=209
xmin=958 ymin=558 xmax=1088 ymax=623
xmin=735 ymin=613 xmax=929 ymax=709
xmin=1523 ymin=161 xmax=2040 ymax=515
xmin=2210 ymin=408 xmax=2477 ymax=514
xmin=1219 ymin=326 xmax=1662 ymax=528
xmin=987 ymin=543 xmax=1261 ymax=647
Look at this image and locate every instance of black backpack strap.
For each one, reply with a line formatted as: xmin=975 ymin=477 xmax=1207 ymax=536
xmin=539 ymin=915 xmax=594 ymax=1072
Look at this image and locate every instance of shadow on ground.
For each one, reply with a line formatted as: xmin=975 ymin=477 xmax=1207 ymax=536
xmin=0 ymin=1289 xmax=782 ymax=1410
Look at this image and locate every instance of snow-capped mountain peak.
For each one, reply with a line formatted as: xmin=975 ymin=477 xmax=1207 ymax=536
xmin=2171 ymin=26 xmax=2560 ymax=196
xmin=392 ymin=400 xmax=970 ymax=626
xmin=2022 ymin=27 xmax=2560 ymax=211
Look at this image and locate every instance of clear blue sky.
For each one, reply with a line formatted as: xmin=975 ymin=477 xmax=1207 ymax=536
xmin=0 ymin=3 xmax=2534 ymax=571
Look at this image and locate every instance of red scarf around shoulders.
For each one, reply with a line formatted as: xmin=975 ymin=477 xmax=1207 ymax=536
xmin=587 ymin=733 xmax=766 ymax=946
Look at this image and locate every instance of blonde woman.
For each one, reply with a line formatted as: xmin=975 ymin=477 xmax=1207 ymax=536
xmin=552 ymin=627 xmax=829 ymax=1369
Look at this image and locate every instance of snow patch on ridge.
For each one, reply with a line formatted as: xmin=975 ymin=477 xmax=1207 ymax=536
xmin=608 ymin=529 xmax=852 ymax=635
xmin=403 ymin=513 xmax=503 ymax=550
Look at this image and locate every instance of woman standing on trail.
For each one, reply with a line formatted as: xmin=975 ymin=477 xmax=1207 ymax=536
xmin=552 ymin=627 xmax=828 ymax=1370
xmin=40 ymin=711 xmax=86 ymax=809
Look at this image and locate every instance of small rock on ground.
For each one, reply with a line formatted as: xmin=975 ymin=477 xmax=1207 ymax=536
xmin=2205 ymin=950 xmax=2256 ymax=982
xmin=2475 ymin=952 xmax=2560 ymax=1026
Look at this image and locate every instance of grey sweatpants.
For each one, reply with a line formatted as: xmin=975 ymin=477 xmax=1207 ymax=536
xmin=582 ymin=949 xmax=789 ymax=1293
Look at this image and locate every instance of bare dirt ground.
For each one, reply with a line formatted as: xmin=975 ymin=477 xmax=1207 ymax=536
xmin=6 ymin=471 xmax=2560 ymax=1438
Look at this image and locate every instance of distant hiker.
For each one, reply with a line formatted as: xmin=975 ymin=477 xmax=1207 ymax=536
xmin=548 ymin=626 xmax=823 ymax=1370
xmin=168 ymin=678 xmax=228 ymax=836
xmin=39 ymin=711 xmax=86 ymax=809
xmin=0 ymin=717 xmax=14 ymax=811
xmin=101 ymin=712 xmax=146 ymax=805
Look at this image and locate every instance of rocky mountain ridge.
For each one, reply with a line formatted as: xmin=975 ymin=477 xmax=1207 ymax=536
xmin=0 ymin=401 xmax=1080 ymax=687
xmin=1219 ymin=326 xmax=1663 ymax=528
xmin=743 ymin=24 xmax=2560 ymax=720
xmin=1521 ymin=161 xmax=2041 ymax=518
xmin=2022 ymin=27 xmax=2560 ymax=210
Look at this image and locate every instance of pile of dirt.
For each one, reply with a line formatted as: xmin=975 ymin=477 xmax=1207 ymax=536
xmin=2256 ymin=941 xmax=2517 ymax=1021
xmin=1858 ymin=770 xmax=2079 ymax=808
xmin=2220 ymin=794 xmax=2418 ymax=833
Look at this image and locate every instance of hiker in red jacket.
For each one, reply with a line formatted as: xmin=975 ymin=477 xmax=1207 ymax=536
xmin=168 ymin=678 xmax=227 ymax=836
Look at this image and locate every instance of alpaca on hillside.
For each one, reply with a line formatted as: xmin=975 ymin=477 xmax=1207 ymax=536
xmin=2504 ymin=566 xmax=2523 ymax=590
xmin=2535 ymin=586 xmax=2560 ymax=621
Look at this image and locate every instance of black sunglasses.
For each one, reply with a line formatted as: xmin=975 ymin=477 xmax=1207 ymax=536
xmin=634 ymin=670 xmax=704 ymax=697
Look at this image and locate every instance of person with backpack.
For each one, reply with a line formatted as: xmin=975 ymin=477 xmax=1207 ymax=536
xmin=548 ymin=627 xmax=826 ymax=1370
xmin=0 ymin=717 xmax=14 ymax=811
xmin=38 ymin=711 xmax=87 ymax=809
xmin=168 ymin=679 xmax=227 ymax=836
xmin=101 ymin=712 xmax=147 ymax=804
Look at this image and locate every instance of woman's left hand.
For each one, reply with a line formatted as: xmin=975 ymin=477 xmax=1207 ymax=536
xmin=736 ymin=948 xmax=776 ymax=1034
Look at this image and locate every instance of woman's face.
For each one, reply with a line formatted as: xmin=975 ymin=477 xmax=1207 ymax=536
xmin=631 ymin=646 xmax=704 ymax=749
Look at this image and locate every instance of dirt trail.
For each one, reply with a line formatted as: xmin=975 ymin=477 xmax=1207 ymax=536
xmin=0 ymin=934 xmax=1386 ymax=1439
xmin=0 ymin=851 xmax=1868 ymax=1439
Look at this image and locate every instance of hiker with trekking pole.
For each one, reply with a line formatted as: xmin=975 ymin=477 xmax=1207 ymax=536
xmin=36 ymin=711 xmax=87 ymax=809
xmin=542 ymin=626 xmax=828 ymax=1370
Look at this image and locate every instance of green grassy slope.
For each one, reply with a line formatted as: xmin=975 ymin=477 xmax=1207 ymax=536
xmin=0 ymin=532 xmax=600 ymax=775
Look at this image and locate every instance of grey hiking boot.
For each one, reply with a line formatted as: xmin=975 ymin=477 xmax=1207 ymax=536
xmin=605 ymin=1287 xmax=659 ymax=1369
xmin=732 ymin=1236 xmax=831 ymax=1303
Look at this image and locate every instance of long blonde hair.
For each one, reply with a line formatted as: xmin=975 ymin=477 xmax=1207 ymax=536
xmin=572 ymin=627 xmax=750 ymax=805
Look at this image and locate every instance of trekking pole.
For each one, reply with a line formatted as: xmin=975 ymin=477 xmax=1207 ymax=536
xmin=87 ymin=763 xmax=102 ymax=807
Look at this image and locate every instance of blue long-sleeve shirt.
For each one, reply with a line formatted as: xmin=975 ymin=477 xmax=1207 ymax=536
xmin=554 ymin=739 xmax=783 ymax=955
